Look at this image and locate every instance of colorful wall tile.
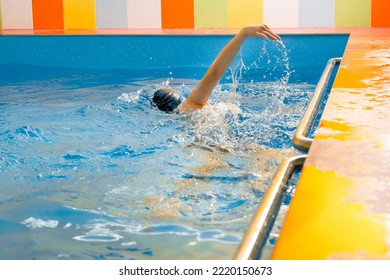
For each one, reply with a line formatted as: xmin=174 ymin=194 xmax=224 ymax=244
xmin=195 ymin=0 xmax=227 ymax=29
xmin=96 ymin=0 xmax=128 ymax=29
xmin=161 ymin=0 xmax=194 ymax=29
xmin=0 ymin=0 xmax=389 ymax=31
xmin=372 ymin=0 xmax=390 ymax=27
xmin=128 ymin=0 xmax=161 ymax=29
xmin=63 ymin=0 xmax=96 ymax=29
xmin=32 ymin=0 xmax=64 ymax=30
xmin=335 ymin=0 xmax=371 ymax=28
xmin=263 ymin=0 xmax=299 ymax=28
xmin=229 ymin=0 xmax=262 ymax=28
xmin=0 ymin=0 xmax=33 ymax=29
xmin=299 ymin=0 xmax=334 ymax=28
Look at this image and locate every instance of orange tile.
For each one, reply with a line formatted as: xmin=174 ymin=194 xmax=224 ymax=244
xmin=32 ymin=0 xmax=64 ymax=30
xmin=372 ymin=0 xmax=390 ymax=27
xmin=161 ymin=0 xmax=194 ymax=29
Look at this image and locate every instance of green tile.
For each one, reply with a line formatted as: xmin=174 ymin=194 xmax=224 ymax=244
xmin=195 ymin=0 xmax=228 ymax=28
xmin=335 ymin=0 xmax=371 ymax=27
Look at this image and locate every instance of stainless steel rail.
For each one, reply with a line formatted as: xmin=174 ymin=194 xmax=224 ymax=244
xmin=293 ymin=57 xmax=342 ymax=151
xmin=234 ymin=57 xmax=340 ymax=259
xmin=234 ymin=154 xmax=307 ymax=260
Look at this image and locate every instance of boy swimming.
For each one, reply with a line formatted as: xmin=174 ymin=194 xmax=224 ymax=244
xmin=152 ymin=25 xmax=280 ymax=113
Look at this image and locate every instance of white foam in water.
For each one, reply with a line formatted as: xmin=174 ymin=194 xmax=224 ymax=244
xmin=73 ymin=229 xmax=123 ymax=243
xmin=121 ymin=241 xmax=137 ymax=246
xmin=117 ymin=89 xmax=144 ymax=103
xmin=64 ymin=205 xmax=108 ymax=216
xmin=63 ymin=223 xmax=72 ymax=229
xmin=21 ymin=217 xmax=59 ymax=229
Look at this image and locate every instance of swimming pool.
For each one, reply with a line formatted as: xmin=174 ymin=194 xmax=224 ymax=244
xmin=0 ymin=34 xmax=348 ymax=259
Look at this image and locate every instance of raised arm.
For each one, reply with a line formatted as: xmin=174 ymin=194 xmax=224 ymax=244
xmin=179 ymin=25 xmax=280 ymax=111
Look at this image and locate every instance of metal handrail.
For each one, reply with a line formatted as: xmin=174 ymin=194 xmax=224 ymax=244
xmin=234 ymin=154 xmax=307 ymax=260
xmin=293 ymin=57 xmax=342 ymax=151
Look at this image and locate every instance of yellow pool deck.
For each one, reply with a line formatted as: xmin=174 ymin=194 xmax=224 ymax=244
xmin=1 ymin=27 xmax=389 ymax=259
xmin=273 ymin=28 xmax=390 ymax=260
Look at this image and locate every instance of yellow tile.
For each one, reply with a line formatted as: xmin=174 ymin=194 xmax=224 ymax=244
xmin=195 ymin=0 xmax=228 ymax=28
xmin=63 ymin=0 xmax=96 ymax=29
xmin=228 ymin=0 xmax=263 ymax=28
xmin=272 ymin=166 xmax=388 ymax=259
xmin=317 ymin=120 xmax=357 ymax=135
xmin=333 ymin=67 xmax=373 ymax=88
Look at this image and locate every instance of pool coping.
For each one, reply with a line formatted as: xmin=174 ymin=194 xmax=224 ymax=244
xmin=272 ymin=28 xmax=390 ymax=260
xmin=0 ymin=28 xmax=362 ymax=36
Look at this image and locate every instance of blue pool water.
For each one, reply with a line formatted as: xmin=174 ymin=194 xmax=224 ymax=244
xmin=0 ymin=34 xmax=348 ymax=259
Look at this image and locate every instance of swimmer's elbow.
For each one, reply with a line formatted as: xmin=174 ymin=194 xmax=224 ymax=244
xmin=191 ymin=98 xmax=208 ymax=107
xmin=187 ymin=89 xmax=208 ymax=108
xmin=187 ymin=99 xmax=207 ymax=109
xmin=179 ymin=99 xmax=205 ymax=112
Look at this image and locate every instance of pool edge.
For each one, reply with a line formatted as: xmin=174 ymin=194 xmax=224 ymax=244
xmin=272 ymin=28 xmax=390 ymax=260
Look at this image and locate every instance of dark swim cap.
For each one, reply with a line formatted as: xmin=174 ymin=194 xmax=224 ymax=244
xmin=152 ymin=89 xmax=183 ymax=112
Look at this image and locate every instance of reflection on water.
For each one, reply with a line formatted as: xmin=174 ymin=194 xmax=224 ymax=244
xmin=0 ymin=48 xmax=314 ymax=259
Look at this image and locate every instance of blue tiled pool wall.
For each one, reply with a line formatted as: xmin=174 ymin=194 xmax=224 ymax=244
xmin=0 ymin=34 xmax=348 ymax=85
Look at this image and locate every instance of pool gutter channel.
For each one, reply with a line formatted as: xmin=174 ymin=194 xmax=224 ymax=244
xmin=234 ymin=154 xmax=307 ymax=260
xmin=293 ymin=57 xmax=342 ymax=152
xmin=235 ymin=58 xmax=341 ymax=260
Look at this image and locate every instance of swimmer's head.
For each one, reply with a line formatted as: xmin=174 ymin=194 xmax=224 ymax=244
xmin=152 ymin=89 xmax=183 ymax=112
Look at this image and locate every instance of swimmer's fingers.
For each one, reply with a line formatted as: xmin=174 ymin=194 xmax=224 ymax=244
xmin=265 ymin=25 xmax=281 ymax=41
xmin=257 ymin=30 xmax=280 ymax=41
xmin=257 ymin=25 xmax=281 ymax=41
xmin=241 ymin=25 xmax=280 ymax=41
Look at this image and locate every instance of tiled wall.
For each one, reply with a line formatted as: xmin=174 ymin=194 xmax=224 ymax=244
xmin=0 ymin=0 xmax=389 ymax=30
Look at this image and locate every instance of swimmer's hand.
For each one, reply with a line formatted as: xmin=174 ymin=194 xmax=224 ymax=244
xmin=240 ymin=25 xmax=281 ymax=41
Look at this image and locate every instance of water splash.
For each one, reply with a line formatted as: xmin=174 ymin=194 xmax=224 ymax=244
xmin=169 ymin=41 xmax=310 ymax=152
xmin=227 ymin=50 xmax=246 ymax=105
xmin=176 ymin=81 xmax=312 ymax=152
xmin=278 ymin=40 xmax=294 ymax=85
xmin=246 ymin=40 xmax=294 ymax=86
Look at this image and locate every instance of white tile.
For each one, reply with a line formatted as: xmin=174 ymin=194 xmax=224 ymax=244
xmin=263 ymin=0 xmax=299 ymax=28
xmin=299 ymin=0 xmax=334 ymax=28
xmin=96 ymin=0 xmax=128 ymax=28
xmin=128 ymin=0 xmax=161 ymax=29
xmin=1 ymin=0 xmax=33 ymax=29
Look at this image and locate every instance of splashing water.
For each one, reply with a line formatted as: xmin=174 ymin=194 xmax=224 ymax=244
xmin=248 ymin=40 xmax=293 ymax=84
xmin=117 ymin=39 xmax=312 ymax=154
xmin=164 ymin=39 xmax=308 ymax=153
xmin=278 ymin=40 xmax=294 ymax=84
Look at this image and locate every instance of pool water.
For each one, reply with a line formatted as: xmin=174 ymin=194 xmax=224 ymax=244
xmin=0 ymin=61 xmax=314 ymax=260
